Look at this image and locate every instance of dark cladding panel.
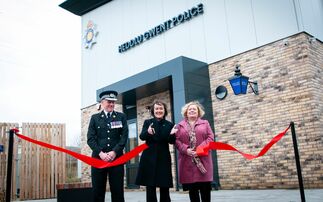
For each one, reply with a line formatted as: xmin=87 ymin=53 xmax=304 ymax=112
xmin=59 ymin=0 xmax=112 ymax=16
xmin=97 ymin=56 xmax=212 ymax=125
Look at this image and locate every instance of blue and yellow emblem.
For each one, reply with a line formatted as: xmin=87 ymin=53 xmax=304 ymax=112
xmin=84 ymin=20 xmax=98 ymax=49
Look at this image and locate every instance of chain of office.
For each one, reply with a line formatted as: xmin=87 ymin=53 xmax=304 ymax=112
xmin=118 ymin=3 xmax=204 ymax=53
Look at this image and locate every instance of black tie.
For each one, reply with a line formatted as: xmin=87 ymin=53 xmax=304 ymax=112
xmin=107 ymin=113 xmax=111 ymax=118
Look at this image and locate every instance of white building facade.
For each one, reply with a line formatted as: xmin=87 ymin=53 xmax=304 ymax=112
xmin=61 ymin=0 xmax=323 ymax=190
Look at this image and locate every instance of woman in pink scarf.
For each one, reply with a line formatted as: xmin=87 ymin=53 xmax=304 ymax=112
xmin=175 ymin=101 xmax=215 ymax=202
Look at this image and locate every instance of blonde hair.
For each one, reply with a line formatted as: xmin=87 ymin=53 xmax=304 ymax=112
xmin=181 ymin=101 xmax=205 ymax=118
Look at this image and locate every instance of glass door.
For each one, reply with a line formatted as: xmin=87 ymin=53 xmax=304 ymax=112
xmin=125 ymin=119 xmax=139 ymax=188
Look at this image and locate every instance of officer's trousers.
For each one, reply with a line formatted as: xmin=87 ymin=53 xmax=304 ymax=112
xmin=91 ymin=164 xmax=124 ymax=202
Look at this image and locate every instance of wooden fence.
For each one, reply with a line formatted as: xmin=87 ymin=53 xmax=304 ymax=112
xmin=0 ymin=122 xmax=66 ymax=200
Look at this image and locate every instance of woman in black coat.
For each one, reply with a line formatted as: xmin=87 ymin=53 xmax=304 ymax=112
xmin=136 ymin=100 xmax=177 ymax=202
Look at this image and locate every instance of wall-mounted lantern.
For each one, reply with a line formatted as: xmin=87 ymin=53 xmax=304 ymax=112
xmin=228 ymin=65 xmax=258 ymax=95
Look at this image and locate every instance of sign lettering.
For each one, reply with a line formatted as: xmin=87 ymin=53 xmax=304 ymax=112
xmin=118 ymin=3 xmax=204 ymax=53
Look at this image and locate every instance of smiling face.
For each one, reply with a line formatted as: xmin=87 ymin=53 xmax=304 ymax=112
xmin=153 ymin=103 xmax=165 ymax=120
xmin=186 ymin=104 xmax=199 ymax=119
xmin=101 ymin=99 xmax=115 ymax=112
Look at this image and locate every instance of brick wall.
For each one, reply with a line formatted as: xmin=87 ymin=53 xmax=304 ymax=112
xmin=209 ymin=32 xmax=323 ymax=189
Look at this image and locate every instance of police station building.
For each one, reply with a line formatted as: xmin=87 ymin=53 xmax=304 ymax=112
xmin=60 ymin=0 xmax=323 ymax=190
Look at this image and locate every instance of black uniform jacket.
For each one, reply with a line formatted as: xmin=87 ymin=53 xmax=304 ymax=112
xmin=87 ymin=110 xmax=128 ymax=159
xmin=135 ymin=118 xmax=175 ymax=187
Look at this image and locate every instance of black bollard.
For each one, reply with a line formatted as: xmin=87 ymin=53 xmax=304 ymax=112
xmin=290 ymin=122 xmax=306 ymax=202
xmin=5 ymin=129 xmax=15 ymax=202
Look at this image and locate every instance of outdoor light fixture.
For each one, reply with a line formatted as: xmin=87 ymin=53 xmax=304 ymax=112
xmin=215 ymin=85 xmax=228 ymax=100
xmin=228 ymin=65 xmax=258 ymax=95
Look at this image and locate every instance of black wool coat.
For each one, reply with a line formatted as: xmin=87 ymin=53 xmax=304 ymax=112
xmin=135 ymin=118 xmax=176 ymax=188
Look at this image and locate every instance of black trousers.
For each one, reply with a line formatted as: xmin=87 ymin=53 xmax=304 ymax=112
xmin=186 ymin=182 xmax=211 ymax=202
xmin=91 ymin=164 xmax=124 ymax=202
xmin=146 ymin=186 xmax=171 ymax=202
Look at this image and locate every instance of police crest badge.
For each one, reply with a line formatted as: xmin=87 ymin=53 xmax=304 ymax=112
xmin=84 ymin=20 xmax=99 ymax=49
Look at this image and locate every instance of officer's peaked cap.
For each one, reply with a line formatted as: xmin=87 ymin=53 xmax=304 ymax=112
xmin=99 ymin=90 xmax=118 ymax=101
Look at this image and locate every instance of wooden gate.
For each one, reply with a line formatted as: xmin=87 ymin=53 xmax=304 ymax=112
xmin=0 ymin=122 xmax=66 ymax=200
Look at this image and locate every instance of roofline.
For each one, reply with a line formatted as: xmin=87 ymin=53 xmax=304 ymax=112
xmin=59 ymin=0 xmax=112 ymax=16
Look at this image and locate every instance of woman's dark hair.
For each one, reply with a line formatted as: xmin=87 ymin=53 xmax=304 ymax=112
xmin=150 ymin=100 xmax=168 ymax=118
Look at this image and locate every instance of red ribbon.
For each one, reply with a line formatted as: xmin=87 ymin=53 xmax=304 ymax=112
xmin=14 ymin=125 xmax=290 ymax=168
xmin=196 ymin=125 xmax=290 ymax=159
xmin=16 ymin=133 xmax=148 ymax=169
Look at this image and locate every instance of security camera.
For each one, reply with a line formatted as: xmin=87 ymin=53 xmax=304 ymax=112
xmin=308 ymin=37 xmax=316 ymax=44
xmin=283 ymin=39 xmax=289 ymax=46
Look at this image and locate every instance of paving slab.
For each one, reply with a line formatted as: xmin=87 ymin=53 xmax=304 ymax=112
xmin=13 ymin=189 xmax=323 ymax=202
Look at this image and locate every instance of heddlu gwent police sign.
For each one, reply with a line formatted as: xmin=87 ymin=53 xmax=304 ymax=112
xmin=118 ymin=3 xmax=204 ymax=53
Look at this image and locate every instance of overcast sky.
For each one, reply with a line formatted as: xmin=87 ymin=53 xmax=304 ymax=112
xmin=0 ymin=0 xmax=81 ymax=146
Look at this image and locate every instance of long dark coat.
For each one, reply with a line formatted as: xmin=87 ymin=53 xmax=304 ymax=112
xmin=135 ymin=118 xmax=175 ymax=188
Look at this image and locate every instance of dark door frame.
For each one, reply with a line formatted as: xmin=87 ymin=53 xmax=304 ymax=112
xmin=125 ymin=118 xmax=139 ymax=189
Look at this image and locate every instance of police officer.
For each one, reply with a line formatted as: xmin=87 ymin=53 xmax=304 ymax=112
xmin=87 ymin=90 xmax=128 ymax=202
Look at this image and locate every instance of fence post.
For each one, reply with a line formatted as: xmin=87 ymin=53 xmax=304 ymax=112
xmin=290 ymin=122 xmax=306 ymax=202
xmin=5 ymin=129 xmax=15 ymax=202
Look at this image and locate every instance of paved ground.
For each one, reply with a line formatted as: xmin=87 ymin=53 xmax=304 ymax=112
xmin=13 ymin=189 xmax=323 ymax=202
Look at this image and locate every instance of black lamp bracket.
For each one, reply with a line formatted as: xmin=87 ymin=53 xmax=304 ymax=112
xmin=248 ymin=81 xmax=259 ymax=95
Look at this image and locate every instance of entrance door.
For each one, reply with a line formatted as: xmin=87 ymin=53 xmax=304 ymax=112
xmin=125 ymin=119 xmax=140 ymax=188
